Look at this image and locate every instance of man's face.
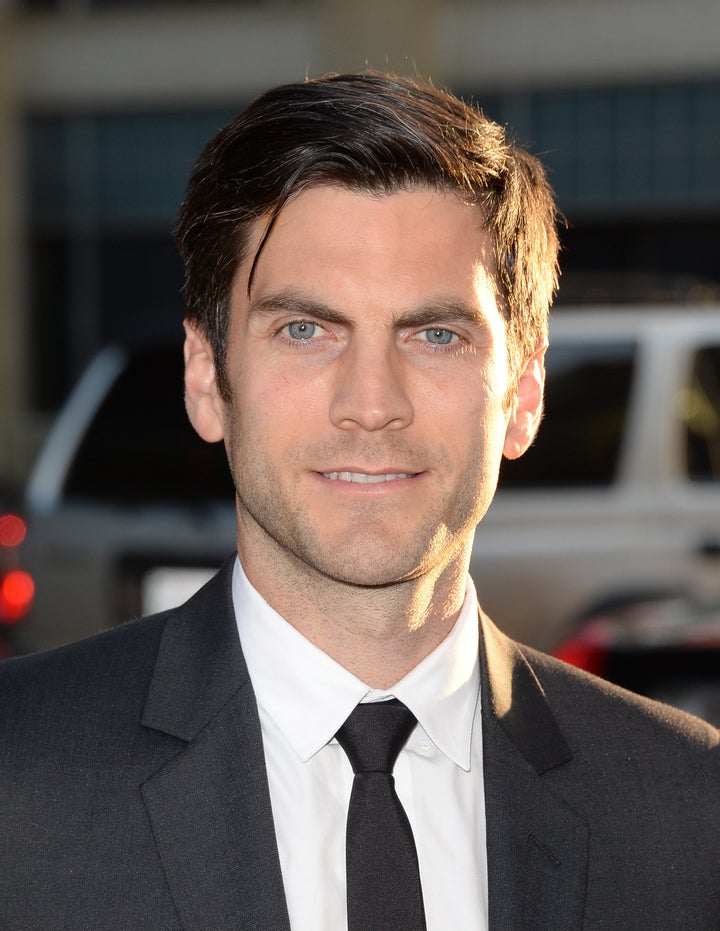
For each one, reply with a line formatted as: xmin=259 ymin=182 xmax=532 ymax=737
xmin=186 ymin=186 xmax=543 ymax=589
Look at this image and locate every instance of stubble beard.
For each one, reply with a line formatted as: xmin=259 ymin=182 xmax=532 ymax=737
xmin=228 ymin=434 xmax=498 ymax=594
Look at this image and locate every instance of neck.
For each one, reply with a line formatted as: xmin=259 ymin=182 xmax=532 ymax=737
xmin=238 ymin=542 xmax=470 ymax=689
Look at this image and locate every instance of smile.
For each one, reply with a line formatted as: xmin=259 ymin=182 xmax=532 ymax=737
xmin=322 ymin=471 xmax=416 ymax=483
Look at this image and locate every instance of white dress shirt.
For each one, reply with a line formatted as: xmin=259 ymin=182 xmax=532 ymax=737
xmin=232 ymin=558 xmax=489 ymax=931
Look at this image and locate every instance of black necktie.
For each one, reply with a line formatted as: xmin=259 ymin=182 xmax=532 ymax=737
xmin=335 ymin=698 xmax=427 ymax=931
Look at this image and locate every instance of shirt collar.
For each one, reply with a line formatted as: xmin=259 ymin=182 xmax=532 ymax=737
xmin=232 ymin=557 xmax=480 ymax=770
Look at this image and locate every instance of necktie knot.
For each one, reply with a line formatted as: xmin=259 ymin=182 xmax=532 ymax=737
xmin=335 ymin=698 xmax=417 ymax=774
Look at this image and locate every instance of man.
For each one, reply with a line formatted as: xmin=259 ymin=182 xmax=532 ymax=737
xmin=1 ymin=73 xmax=719 ymax=929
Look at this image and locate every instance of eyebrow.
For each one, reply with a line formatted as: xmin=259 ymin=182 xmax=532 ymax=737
xmin=249 ymin=291 xmax=352 ymax=326
xmin=249 ymin=289 xmax=490 ymax=330
xmin=391 ymin=298 xmax=489 ymax=330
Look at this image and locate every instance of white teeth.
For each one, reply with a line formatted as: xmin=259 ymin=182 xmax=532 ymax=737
xmin=323 ymin=471 xmax=414 ymax=483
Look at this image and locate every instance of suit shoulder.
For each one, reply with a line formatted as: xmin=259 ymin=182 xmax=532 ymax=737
xmin=0 ymin=609 xmax=172 ymax=722
xmin=522 ymin=642 xmax=720 ymax=755
xmin=0 ymin=556 xmax=235 ymax=701
xmin=0 ymin=607 xmax=193 ymax=778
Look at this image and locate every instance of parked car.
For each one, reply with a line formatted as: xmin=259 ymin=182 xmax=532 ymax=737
xmin=18 ymin=345 xmax=235 ymax=654
xmin=16 ymin=305 xmax=720 ymax=657
xmin=554 ymin=594 xmax=720 ymax=727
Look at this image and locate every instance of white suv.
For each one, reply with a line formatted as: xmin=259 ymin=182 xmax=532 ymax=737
xmin=473 ymin=306 xmax=720 ymax=649
xmin=18 ymin=306 xmax=720 ymax=655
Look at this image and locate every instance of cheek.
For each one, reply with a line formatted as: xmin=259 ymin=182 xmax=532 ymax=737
xmin=457 ymin=393 xmax=512 ymax=482
xmin=257 ymin=356 xmax=328 ymax=405
xmin=434 ymin=364 xmax=509 ymax=434
xmin=233 ymin=367 xmax=327 ymax=455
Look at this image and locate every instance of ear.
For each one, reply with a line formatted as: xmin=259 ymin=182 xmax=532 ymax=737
xmin=503 ymin=340 xmax=547 ymax=460
xmin=183 ymin=319 xmax=226 ymax=443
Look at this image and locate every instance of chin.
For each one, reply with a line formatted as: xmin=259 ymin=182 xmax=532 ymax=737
xmin=306 ymin=540 xmax=456 ymax=590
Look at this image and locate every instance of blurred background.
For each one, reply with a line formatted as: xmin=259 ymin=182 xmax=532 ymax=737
xmin=1 ymin=0 xmax=719 ymax=455
xmin=1 ymin=0 xmax=719 ymax=721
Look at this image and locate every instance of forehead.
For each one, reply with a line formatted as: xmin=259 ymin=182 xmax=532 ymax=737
xmin=240 ymin=185 xmax=498 ymax=302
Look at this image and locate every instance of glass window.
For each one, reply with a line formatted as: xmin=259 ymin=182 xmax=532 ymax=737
xmin=499 ymin=340 xmax=636 ymax=489
xmin=476 ymin=80 xmax=720 ymax=216
xmin=684 ymin=345 xmax=720 ymax=482
xmin=25 ymin=108 xmax=239 ymax=408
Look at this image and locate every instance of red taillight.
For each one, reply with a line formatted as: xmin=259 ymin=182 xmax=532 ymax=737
xmin=0 ymin=513 xmax=27 ymax=548
xmin=0 ymin=569 xmax=35 ymax=623
xmin=552 ymin=617 xmax=612 ymax=678
xmin=553 ymin=639 xmax=609 ymax=677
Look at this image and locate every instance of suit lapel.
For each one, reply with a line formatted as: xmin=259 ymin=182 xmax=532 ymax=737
xmin=140 ymin=558 xmax=291 ymax=931
xmin=480 ymin=611 xmax=589 ymax=930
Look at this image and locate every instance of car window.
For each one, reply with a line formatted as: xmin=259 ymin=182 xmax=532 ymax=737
xmin=684 ymin=345 xmax=720 ymax=483
xmin=498 ymin=340 xmax=636 ymax=489
xmin=62 ymin=347 xmax=236 ymax=503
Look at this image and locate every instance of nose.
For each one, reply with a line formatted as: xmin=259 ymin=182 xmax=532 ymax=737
xmin=329 ymin=339 xmax=414 ymax=432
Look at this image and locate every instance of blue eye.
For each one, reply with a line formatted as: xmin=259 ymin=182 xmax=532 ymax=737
xmin=424 ymin=328 xmax=455 ymax=345
xmin=286 ymin=321 xmax=317 ymax=340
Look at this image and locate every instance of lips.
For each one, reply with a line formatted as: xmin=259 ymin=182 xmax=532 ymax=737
xmin=322 ymin=471 xmax=417 ymax=483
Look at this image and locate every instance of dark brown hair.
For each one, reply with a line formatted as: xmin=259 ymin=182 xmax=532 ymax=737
xmin=176 ymin=72 xmax=560 ymax=397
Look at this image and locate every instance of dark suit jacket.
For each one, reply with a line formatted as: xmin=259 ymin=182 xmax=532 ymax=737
xmin=2 ymin=558 xmax=719 ymax=930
